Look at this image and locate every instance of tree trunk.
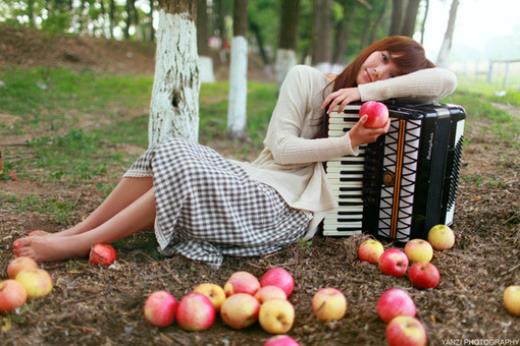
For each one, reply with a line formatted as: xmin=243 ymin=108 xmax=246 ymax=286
xmin=109 ymin=0 xmax=116 ymax=39
xmin=227 ymin=0 xmax=248 ymax=139
xmin=420 ymin=0 xmax=429 ymax=45
xmin=124 ymin=0 xmax=131 ymax=39
xmin=400 ymin=0 xmax=420 ymax=36
xmin=332 ymin=0 xmax=355 ymax=64
xmin=436 ymin=0 xmax=459 ymax=68
xmin=27 ymin=0 xmax=35 ymax=28
xmin=389 ymin=0 xmax=404 ymax=35
xmin=197 ymin=0 xmax=210 ymax=56
xmin=275 ymin=0 xmax=299 ymax=87
xmin=249 ymin=17 xmax=270 ymax=66
xmin=149 ymin=0 xmax=200 ymax=146
xmin=149 ymin=0 xmax=155 ymax=42
xmin=311 ymin=0 xmax=333 ymax=65
xmin=368 ymin=0 xmax=389 ymax=44
xmin=215 ymin=0 xmax=226 ymax=42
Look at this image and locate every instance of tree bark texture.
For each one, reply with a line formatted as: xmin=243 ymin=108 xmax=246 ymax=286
xmin=311 ymin=0 xmax=333 ymax=64
xmin=436 ymin=0 xmax=459 ymax=67
xmin=400 ymin=0 xmax=420 ymax=36
xmin=389 ymin=0 xmax=404 ymax=35
xmin=249 ymin=17 xmax=270 ymax=65
xmin=197 ymin=0 xmax=210 ymax=55
xmin=149 ymin=4 xmax=200 ymax=146
xmin=276 ymin=0 xmax=300 ymax=87
xmin=333 ymin=0 xmax=356 ymax=64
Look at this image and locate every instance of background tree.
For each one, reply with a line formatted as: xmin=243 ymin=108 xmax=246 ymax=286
xmin=400 ymin=0 xmax=420 ymax=37
xmin=227 ymin=0 xmax=248 ymax=139
xmin=148 ymin=0 xmax=200 ymax=146
xmin=332 ymin=0 xmax=356 ymax=64
xmin=420 ymin=0 xmax=430 ymax=44
xmin=437 ymin=0 xmax=459 ymax=67
xmin=275 ymin=0 xmax=300 ymax=86
xmin=389 ymin=0 xmax=405 ymax=35
xmin=197 ymin=0 xmax=210 ymax=56
xmin=311 ymin=0 xmax=333 ymax=65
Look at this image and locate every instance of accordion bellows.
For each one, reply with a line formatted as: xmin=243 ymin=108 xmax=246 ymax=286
xmin=324 ymin=102 xmax=466 ymax=242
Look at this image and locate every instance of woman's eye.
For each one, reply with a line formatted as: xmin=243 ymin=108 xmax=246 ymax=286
xmin=382 ymin=53 xmax=388 ymax=62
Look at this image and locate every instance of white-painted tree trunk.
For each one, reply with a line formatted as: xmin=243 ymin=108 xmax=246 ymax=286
xmin=275 ymin=48 xmax=297 ymax=88
xmin=148 ymin=10 xmax=200 ymax=147
xmin=227 ymin=35 xmax=248 ymax=138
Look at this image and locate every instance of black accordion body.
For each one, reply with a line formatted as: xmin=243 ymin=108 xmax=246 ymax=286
xmin=324 ymin=102 xmax=466 ymax=242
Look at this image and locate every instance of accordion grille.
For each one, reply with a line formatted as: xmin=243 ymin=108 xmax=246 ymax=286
xmin=447 ymin=135 xmax=464 ymax=209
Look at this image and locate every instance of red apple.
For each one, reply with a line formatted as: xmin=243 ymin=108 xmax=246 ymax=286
xmin=176 ymin=292 xmax=216 ymax=331
xmin=89 ymin=243 xmax=117 ymax=266
xmin=408 ymin=262 xmax=441 ymax=289
xmin=260 ymin=267 xmax=295 ymax=297
xmin=376 ymin=288 xmax=416 ymax=323
xmin=0 ymin=280 xmax=27 ymax=313
xmin=224 ymin=271 xmax=260 ymax=296
xmin=143 ymin=290 xmax=177 ymax=327
xmin=357 ymin=239 xmax=385 ymax=264
xmin=379 ymin=248 xmax=409 ymax=277
xmin=359 ymin=101 xmax=389 ymax=128
xmin=7 ymin=257 xmax=39 ymax=279
xmin=264 ymin=335 xmax=300 ymax=346
xmin=386 ymin=316 xmax=428 ymax=346
xmin=255 ymin=285 xmax=287 ymax=304
xmin=220 ymin=293 xmax=260 ymax=329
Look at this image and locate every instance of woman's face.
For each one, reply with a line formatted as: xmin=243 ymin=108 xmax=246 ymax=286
xmin=356 ymin=50 xmax=400 ymax=85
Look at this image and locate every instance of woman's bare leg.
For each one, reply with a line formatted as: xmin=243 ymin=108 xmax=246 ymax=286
xmin=14 ymin=188 xmax=156 ymax=262
xmin=28 ymin=177 xmax=153 ymax=237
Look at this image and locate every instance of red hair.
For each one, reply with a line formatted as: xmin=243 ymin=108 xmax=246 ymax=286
xmin=314 ymin=36 xmax=435 ymax=138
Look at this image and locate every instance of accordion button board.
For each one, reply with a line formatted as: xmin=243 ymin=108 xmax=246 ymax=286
xmin=324 ymin=102 xmax=466 ymax=243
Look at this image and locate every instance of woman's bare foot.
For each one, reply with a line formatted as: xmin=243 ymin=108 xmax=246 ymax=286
xmin=13 ymin=236 xmax=90 ymax=263
xmin=27 ymin=230 xmax=53 ymax=237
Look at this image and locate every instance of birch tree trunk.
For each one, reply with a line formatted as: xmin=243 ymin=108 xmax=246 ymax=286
xmin=436 ymin=0 xmax=459 ymax=68
xmin=148 ymin=0 xmax=200 ymax=146
xmin=227 ymin=0 xmax=248 ymax=139
xmin=275 ymin=0 xmax=299 ymax=87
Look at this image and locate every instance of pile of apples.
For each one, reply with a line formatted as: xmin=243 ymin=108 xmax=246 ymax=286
xmin=143 ymin=267 xmax=348 ymax=345
xmin=0 ymin=257 xmax=53 ymax=314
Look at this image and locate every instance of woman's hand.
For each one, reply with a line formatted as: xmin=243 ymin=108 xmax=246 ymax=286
xmin=321 ymin=87 xmax=361 ymax=114
xmin=349 ymin=115 xmax=391 ymax=149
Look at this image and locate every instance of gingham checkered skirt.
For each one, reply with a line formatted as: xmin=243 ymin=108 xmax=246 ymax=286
xmin=123 ymin=138 xmax=312 ymax=268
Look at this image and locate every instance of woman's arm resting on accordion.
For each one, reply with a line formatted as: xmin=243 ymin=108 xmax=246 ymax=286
xmin=357 ymin=67 xmax=457 ymax=103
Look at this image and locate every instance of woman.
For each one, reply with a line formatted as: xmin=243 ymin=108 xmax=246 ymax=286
xmin=13 ymin=36 xmax=457 ymax=268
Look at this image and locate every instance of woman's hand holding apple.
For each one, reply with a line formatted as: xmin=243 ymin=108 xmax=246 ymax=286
xmin=349 ymin=115 xmax=390 ymax=149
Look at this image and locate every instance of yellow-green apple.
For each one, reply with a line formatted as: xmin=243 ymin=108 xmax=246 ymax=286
xmin=260 ymin=267 xmax=295 ymax=297
xmin=404 ymin=239 xmax=433 ymax=263
xmin=0 ymin=280 xmax=27 ymax=313
xmin=427 ymin=224 xmax=455 ymax=250
xmin=376 ymin=288 xmax=416 ymax=323
xmin=379 ymin=248 xmax=409 ymax=277
xmin=7 ymin=257 xmax=39 ymax=279
xmin=220 ymin=293 xmax=260 ymax=329
xmin=193 ymin=283 xmax=226 ymax=311
xmin=224 ymin=271 xmax=260 ymax=296
xmin=143 ymin=290 xmax=177 ymax=327
xmin=357 ymin=239 xmax=385 ymax=264
xmin=15 ymin=269 xmax=53 ymax=299
xmin=176 ymin=292 xmax=216 ymax=331
xmin=408 ymin=262 xmax=441 ymax=289
xmin=255 ymin=285 xmax=287 ymax=304
xmin=386 ymin=316 xmax=428 ymax=346
xmin=264 ymin=335 xmax=300 ymax=346
xmin=89 ymin=243 xmax=117 ymax=266
xmin=503 ymin=285 xmax=520 ymax=317
xmin=359 ymin=101 xmax=389 ymax=128
xmin=259 ymin=299 xmax=295 ymax=334
xmin=312 ymin=288 xmax=347 ymax=321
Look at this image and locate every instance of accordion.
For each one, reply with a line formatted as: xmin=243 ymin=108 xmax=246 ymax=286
xmin=323 ymin=102 xmax=465 ymax=242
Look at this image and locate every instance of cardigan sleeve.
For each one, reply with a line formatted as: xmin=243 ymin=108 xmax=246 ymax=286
xmin=263 ymin=65 xmax=358 ymax=165
xmin=357 ymin=67 xmax=457 ymax=103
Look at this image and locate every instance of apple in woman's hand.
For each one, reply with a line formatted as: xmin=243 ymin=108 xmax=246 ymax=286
xmin=359 ymin=101 xmax=389 ymax=128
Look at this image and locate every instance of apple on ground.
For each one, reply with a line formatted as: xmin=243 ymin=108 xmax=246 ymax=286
xmin=220 ymin=293 xmax=260 ymax=329
xmin=89 ymin=243 xmax=117 ymax=266
xmin=255 ymin=285 xmax=287 ymax=304
xmin=224 ymin=271 xmax=260 ymax=296
xmin=503 ymin=285 xmax=520 ymax=317
xmin=427 ymin=224 xmax=455 ymax=250
xmin=7 ymin=257 xmax=39 ymax=279
xmin=386 ymin=316 xmax=428 ymax=346
xmin=15 ymin=268 xmax=53 ymax=299
xmin=376 ymin=288 xmax=416 ymax=323
xmin=193 ymin=283 xmax=226 ymax=311
xmin=408 ymin=262 xmax=441 ymax=289
xmin=404 ymin=239 xmax=433 ymax=263
xmin=379 ymin=248 xmax=409 ymax=277
xmin=260 ymin=267 xmax=295 ymax=297
xmin=264 ymin=335 xmax=300 ymax=346
xmin=312 ymin=288 xmax=347 ymax=321
xmin=0 ymin=280 xmax=27 ymax=313
xmin=259 ymin=299 xmax=295 ymax=334
xmin=357 ymin=239 xmax=385 ymax=264
xmin=359 ymin=101 xmax=389 ymax=129
xmin=143 ymin=290 xmax=177 ymax=327
xmin=176 ymin=292 xmax=216 ymax=331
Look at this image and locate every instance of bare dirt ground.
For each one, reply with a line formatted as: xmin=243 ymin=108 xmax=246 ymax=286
xmin=1 ymin=25 xmax=519 ymax=346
